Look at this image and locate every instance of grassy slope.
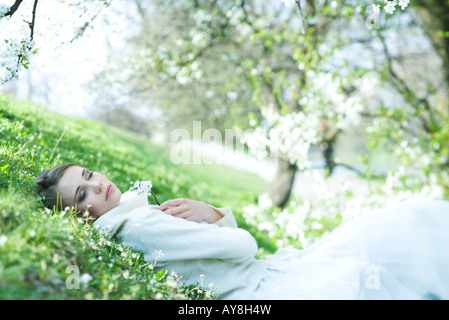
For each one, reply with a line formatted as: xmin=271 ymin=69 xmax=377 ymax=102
xmin=0 ymin=93 xmax=275 ymax=299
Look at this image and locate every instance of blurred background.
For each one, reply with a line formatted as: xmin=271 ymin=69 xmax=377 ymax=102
xmin=4 ymin=1 xmax=449 ymax=298
xmin=2 ymin=0 xmax=449 ymax=209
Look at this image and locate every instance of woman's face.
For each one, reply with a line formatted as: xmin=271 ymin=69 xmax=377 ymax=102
xmin=57 ymin=165 xmax=122 ymax=218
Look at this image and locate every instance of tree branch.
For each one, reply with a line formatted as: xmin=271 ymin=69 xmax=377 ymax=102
xmin=5 ymin=0 xmax=24 ymax=17
xmin=29 ymin=0 xmax=38 ymax=41
xmin=68 ymin=0 xmax=113 ymax=44
xmin=377 ymin=32 xmax=435 ymax=133
xmin=295 ymin=0 xmax=306 ymax=34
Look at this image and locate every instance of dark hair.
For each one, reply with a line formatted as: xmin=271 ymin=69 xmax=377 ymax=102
xmin=34 ymin=163 xmax=80 ymax=210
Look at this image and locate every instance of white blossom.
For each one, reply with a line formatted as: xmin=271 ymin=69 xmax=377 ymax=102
xmin=155 ymin=292 xmax=163 ymax=300
xmin=79 ymin=273 xmax=93 ymax=287
xmin=241 ymin=127 xmax=272 ymax=160
xmin=263 ymin=107 xmax=320 ymax=168
xmin=384 ymin=1 xmax=397 ymax=14
xmin=205 ymin=90 xmax=214 ymax=99
xmin=0 ymin=3 xmax=9 ymax=18
xmin=398 ymin=0 xmax=410 ymax=10
xmin=0 ymin=35 xmax=36 ymax=82
xmin=130 ymin=180 xmax=153 ymax=195
xmin=227 ymin=91 xmax=238 ymax=100
xmin=258 ymin=193 xmax=273 ymax=210
xmin=1 ymin=0 xmax=111 ymax=83
xmin=0 ymin=235 xmax=7 ymax=247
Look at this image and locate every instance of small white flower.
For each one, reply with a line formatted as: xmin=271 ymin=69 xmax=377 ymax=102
xmin=79 ymin=273 xmax=93 ymax=286
xmin=311 ymin=221 xmax=323 ymax=230
xmin=205 ymin=90 xmax=214 ymax=99
xmin=249 ymin=119 xmax=257 ymax=127
xmin=0 ymin=235 xmax=7 ymax=247
xmin=371 ymin=4 xmax=380 ymax=14
xmin=384 ymin=1 xmax=397 ymax=14
xmin=0 ymin=4 xmax=10 ymax=18
xmin=130 ymin=180 xmax=153 ymax=195
xmin=129 ymin=180 xmax=160 ymax=205
xmin=398 ymin=0 xmax=409 ymax=10
xmin=258 ymin=193 xmax=273 ymax=210
xmin=29 ymin=230 xmax=36 ymax=238
xmin=227 ymin=91 xmax=238 ymax=101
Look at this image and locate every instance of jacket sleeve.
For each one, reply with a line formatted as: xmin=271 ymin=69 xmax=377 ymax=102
xmin=209 ymin=205 xmax=238 ymax=228
xmin=122 ymin=207 xmax=258 ymax=264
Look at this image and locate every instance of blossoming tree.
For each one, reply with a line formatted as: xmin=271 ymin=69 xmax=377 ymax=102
xmin=0 ymin=0 xmax=112 ymax=83
xmin=91 ymin=0 xmax=432 ymax=208
xmin=3 ymin=0 xmax=449 ymax=217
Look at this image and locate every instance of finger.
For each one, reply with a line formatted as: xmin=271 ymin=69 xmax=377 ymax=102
xmin=174 ymin=210 xmax=197 ymax=221
xmin=164 ymin=204 xmax=189 ymax=216
xmin=158 ymin=198 xmax=187 ymax=211
xmin=184 ymin=213 xmax=198 ymax=221
xmin=158 ymin=199 xmax=180 ymax=211
xmin=157 ymin=200 xmax=173 ymax=211
xmin=175 ymin=211 xmax=192 ymax=219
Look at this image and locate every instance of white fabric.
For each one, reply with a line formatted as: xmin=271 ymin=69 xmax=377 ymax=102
xmin=94 ymin=193 xmax=449 ymax=300
xmin=93 ymin=191 xmax=268 ymax=300
xmin=248 ymin=198 xmax=449 ymax=300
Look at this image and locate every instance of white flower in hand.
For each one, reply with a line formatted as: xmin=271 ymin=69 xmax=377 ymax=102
xmin=130 ymin=180 xmax=160 ymax=205
xmin=132 ymin=180 xmax=153 ymax=195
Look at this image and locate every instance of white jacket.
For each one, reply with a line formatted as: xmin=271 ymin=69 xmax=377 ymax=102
xmin=93 ymin=191 xmax=268 ymax=299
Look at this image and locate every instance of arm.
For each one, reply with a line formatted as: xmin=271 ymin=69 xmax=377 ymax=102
xmin=131 ymin=207 xmax=258 ymax=263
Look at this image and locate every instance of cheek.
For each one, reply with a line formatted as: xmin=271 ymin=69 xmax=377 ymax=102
xmin=83 ymin=204 xmax=103 ymax=219
xmin=82 ymin=197 xmax=102 ymax=215
xmin=85 ymin=197 xmax=113 ymax=218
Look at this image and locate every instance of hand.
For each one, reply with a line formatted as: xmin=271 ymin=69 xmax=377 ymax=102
xmin=157 ymin=198 xmax=223 ymax=223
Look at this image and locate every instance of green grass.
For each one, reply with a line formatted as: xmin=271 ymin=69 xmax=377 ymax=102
xmin=0 ymin=93 xmax=275 ymax=300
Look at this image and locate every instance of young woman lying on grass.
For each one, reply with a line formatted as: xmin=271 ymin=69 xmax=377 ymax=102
xmin=35 ymin=163 xmax=449 ymax=300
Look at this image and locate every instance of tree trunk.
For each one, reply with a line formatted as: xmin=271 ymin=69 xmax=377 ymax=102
xmin=322 ymin=138 xmax=336 ymax=176
xmin=267 ymin=154 xmax=297 ymax=208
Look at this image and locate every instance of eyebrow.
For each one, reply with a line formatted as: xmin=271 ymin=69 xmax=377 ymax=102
xmin=73 ymin=168 xmax=86 ymax=204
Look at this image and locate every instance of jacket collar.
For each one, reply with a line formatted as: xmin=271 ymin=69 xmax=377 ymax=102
xmin=93 ymin=190 xmax=149 ymax=231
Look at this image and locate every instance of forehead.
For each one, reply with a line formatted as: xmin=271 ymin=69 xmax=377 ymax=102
xmin=57 ymin=165 xmax=84 ymax=204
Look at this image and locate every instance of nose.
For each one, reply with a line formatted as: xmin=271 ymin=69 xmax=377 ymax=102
xmin=88 ymin=180 xmax=102 ymax=194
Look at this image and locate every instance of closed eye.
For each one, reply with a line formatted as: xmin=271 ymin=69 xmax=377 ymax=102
xmin=79 ymin=170 xmax=93 ymax=202
xmin=80 ymin=189 xmax=87 ymax=202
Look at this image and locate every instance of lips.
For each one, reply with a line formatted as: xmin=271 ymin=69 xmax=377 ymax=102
xmin=106 ymin=185 xmax=113 ymax=200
